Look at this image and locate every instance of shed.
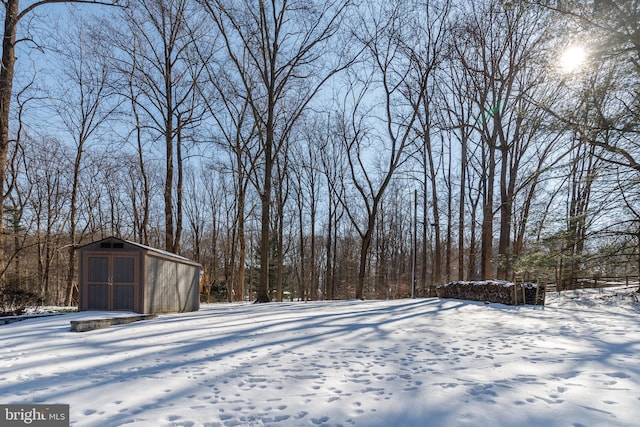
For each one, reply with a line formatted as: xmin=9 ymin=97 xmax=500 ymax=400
xmin=78 ymin=237 xmax=201 ymax=314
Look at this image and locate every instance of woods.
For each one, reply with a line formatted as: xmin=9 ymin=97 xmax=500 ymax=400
xmin=1 ymin=0 xmax=638 ymax=304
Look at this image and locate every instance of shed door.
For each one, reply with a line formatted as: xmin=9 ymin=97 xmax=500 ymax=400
xmin=86 ymin=254 xmax=139 ymax=311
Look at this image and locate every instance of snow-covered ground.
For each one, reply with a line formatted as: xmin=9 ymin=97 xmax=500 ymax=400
xmin=1 ymin=287 xmax=639 ymax=427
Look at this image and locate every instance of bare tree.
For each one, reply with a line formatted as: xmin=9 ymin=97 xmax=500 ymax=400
xmin=273 ymin=145 xmax=291 ymax=301
xmin=440 ymin=44 xmax=478 ymax=280
xmin=291 ymin=118 xmax=324 ymax=300
xmin=51 ymin=14 xmax=120 ymax=305
xmin=0 ymin=0 xmax=120 ymax=274
xmin=200 ymin=47 xmax=259 ymax=302
xmin=3 ymin=80 xmax=38 ymax=281
xmin=449 ymin=0 xmax=555 ymax=280
xmin=530 ymin=1 xmax=640 ymax=285
xmin=200 ymin=0 xmax=354 ymax=302
xmin=616 ymin=170 xmax=640 ymax=289
xmin=335 ymin=0 xmax=429 ymax=299
xmin=103 ymin=0 xmax=209 ymax=253
xmin=20 ymin=136 xmax=70 ymax=300
xmin=319 ymin=115 xmax=347 ymax=300
xmin=125 ymin=42 xmax=152 ymax=246
xmin=409 ymin=0 xmax=450 ymax=287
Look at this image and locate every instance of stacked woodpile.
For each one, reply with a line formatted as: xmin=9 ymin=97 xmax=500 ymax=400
xmin=522 ymin=282 xmax=546 ymax=305
xmin=436 ymin=280 xmax=545 ymax=306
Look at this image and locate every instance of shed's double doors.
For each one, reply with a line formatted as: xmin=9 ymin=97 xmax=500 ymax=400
xmin=86 ymin=254 xmax=139 ymax=311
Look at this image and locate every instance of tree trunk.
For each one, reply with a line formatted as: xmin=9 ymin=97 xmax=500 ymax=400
xmin=275 ymin=165 xmax=286 ymax=302
xmin=237 ymin=179 xmax=246 ymax=303
xmin=257 ymin=129 xmax=273 ymax=303
xmin=497 ymin=146 xmax=511 ymax=280
xmin=445 ymin=143 xmax=452 ymax=282
xmin=298 ymin=197 xmax=306 ymax=301
xmin=481 ymin=143 xmax=495 ymax=280
xmin=422 ymin=181 xmax=429 ymax=295
xmin=637 ymin=229 xmax=640 ymax=292
xmin=64 ymin=146 xmax=82 ymax=306
xmin=257 ymin=191 xmax=271 ymax=302
xmin=325 ymin=193 xmax=334 ymax=300
xmin=458 ymin=134 xmax=467 ymax=281
xmin=310 ymin=189 xmax=317 ymax=300
xmin=276 ymin=206 xmax=284 ymax=302
xmin=469 ymin=200 xmax=479 ymax=280
xmin=356 ymin=232 xmax=371 ymax=300
xmin=226 ymin=218 xmax=236 ymax=303
xmin=164 ymin=87 xmax=174 ymax=252
xmin=174 ymin=127 xmax=184 ymax=254
xmin=0 ymin=0 xmax=19 ymax=274
xmin=429 ymin=175 xmax=441 ymax=285
xmin=131 ymin=88 xmax=150 ymax=245
xmin=356 ymin=213 xmax=377 ymax=300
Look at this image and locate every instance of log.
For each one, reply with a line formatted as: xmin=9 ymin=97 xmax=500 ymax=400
xmin=436 ymin=280 xmax=545 ymax=306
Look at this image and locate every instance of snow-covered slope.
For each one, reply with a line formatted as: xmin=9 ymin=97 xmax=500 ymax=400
xmin=1 ymin=288 xmax=638 ymax=426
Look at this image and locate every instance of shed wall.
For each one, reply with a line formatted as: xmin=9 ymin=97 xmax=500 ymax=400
xmin=144 ymin=255 xmax=200 ymax=314
xmin=78 ymin=242 xmax=143 ymax=313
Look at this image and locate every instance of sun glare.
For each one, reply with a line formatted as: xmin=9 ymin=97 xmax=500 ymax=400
xmin=559 ymin=45 xmax=587 ymax=73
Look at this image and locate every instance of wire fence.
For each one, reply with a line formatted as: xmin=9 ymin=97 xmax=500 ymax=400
xmin=545 ymin=276 xmax=640 ymax=293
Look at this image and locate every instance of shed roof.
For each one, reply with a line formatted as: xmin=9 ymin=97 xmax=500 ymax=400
xmin=79 ymin=236 xmax=202 ymax=268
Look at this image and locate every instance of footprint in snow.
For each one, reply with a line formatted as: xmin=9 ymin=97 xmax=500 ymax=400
xmin=469 ymin=384 xmax=497 ymax=397
xmin=553 ymin=371 xmax=581 ymax=379
xmin=312 ymin=416 xmax=330 ymax=424
xmin=605 ymin=372 xmax=630 ymax=379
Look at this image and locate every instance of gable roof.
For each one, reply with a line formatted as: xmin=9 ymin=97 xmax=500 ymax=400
xmin=78 ymin=236 xmax=202 ymax=268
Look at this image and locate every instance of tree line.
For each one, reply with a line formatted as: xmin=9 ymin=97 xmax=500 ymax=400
xmin=1 ymin=0 xmax=638 ymax=304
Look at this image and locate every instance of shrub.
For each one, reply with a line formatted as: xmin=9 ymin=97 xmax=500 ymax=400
xmin=0 ymin=275 xmax=43 ymax=316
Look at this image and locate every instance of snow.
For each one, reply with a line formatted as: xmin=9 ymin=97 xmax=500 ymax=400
xmin=1 ymin=287 xmax=639 ymax=427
